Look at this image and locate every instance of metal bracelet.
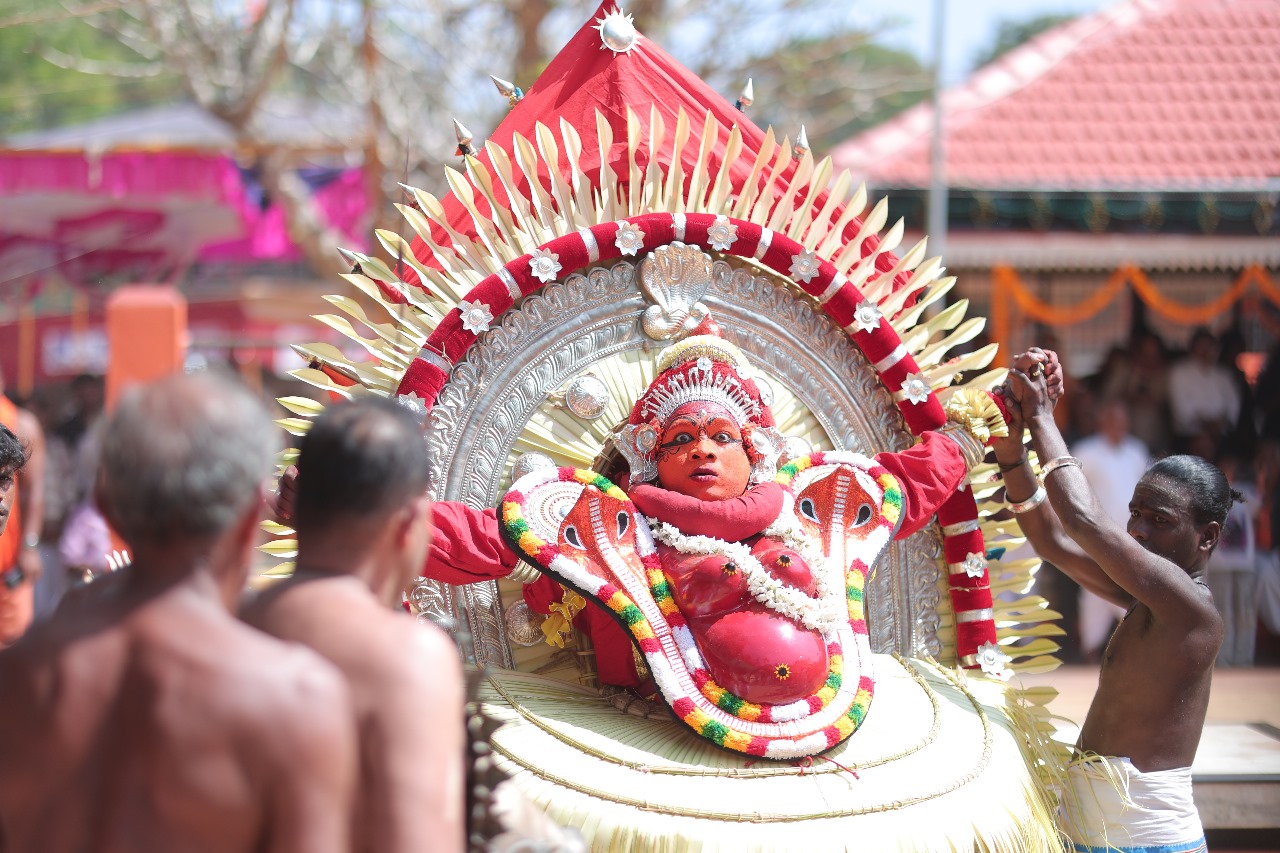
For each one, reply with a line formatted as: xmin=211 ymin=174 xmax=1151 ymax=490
xmin=997 ymin=455 xmax=1028 ymax=472
xmin=1007 ymin=483 xmax=1048 ymax=514
xmin=1041 ymin=455 xmax=1082 ymax=478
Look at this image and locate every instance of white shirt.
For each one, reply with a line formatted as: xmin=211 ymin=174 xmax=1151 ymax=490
xmin=1167 ymin=359 xmax=1241 ymax=436
xmin=1071 ymin=434 xmax=1151 ymax=527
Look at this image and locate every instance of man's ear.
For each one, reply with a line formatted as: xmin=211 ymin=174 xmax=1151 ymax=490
xmin=1199 ymin=520 xmax=1221 ymax=553
xmin=395 ymin=495 xmax=431 ymax=547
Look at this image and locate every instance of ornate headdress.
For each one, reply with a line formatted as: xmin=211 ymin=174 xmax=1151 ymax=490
xmin=614 ymin=314 xmax=785 ymax=485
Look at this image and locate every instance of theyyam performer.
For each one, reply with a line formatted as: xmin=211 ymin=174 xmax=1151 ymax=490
xmin=275 ymin=3 xmax=1072 ymax=848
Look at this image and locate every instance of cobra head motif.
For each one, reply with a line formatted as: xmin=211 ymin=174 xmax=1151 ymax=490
xmin=638 ymin=242 xmax=713 ymax=340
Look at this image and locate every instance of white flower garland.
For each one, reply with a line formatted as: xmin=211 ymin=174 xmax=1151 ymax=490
xmin=649 ymin=511 xmax=846 ymax=634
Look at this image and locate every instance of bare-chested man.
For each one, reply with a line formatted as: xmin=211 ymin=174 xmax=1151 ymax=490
xmin=995 ymin=349 xmax=1225 ymax=852
xmin=0 ymin=373 xmax=357 ymax=853
xmin=243 ymin=398 xmax=465 ymax=853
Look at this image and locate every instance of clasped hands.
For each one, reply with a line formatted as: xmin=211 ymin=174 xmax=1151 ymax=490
xmin=994 ymin=348 xmax=1065 ymax=452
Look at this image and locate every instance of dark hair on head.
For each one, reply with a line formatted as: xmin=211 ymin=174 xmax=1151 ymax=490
xmin=0 ymin=423 xmax=29 ymax=476
xmin=294 ymin=397 xmax=432 ymax=528
xmin=1144 ymin=454 xmax=1240 ymax=527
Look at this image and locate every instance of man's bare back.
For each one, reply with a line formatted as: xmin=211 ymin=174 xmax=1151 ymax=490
xmin=247 ymin=397 xmax=465 ymax=853
xmin=0 ymin=373 xmax=359 ymax=853
xmin=243 ymin=576 xmax=464 ymax=853
xmin=0 ymin=578 xmax=355 ymax=853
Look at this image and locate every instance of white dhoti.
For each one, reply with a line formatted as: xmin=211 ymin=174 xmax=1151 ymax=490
xmin=1061 ymin=755 xmax=1206 ymax=853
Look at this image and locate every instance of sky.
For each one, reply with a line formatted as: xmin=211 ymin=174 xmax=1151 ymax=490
xmin=853 ymin=0 xmax=1118 ymax=85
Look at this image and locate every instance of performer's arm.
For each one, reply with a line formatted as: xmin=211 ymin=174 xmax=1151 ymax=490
xmin=628 ymin=481 xmax=783 ymax=541
xmin=874 ymin=431 xmax=968 ymax=539
xmin=426 ymin=502 xmax=519 ymax=585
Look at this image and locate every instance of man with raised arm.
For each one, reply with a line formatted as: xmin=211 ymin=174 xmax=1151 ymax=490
xmin=0 ymin=373 xmax=357 ymax=853
xmin=243 ymin=398 xmax=465 ymax=853
xmin=994 ymin=349 xmax=1225 ymax=853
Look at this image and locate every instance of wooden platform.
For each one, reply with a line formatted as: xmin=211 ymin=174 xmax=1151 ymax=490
xmin=1015 ymin=666 xmax=1280 ymax=830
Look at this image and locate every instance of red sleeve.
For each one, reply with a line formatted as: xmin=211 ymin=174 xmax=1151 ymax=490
xmin=424 ymin=502 xmax=519 ymax=585
xmin=521 ymin=573 xmax=562 ymax=613
xmin=874 ymin=431 xmax=968 ymax=540
xmin=628 ymin=482 xmax=784 ymax=541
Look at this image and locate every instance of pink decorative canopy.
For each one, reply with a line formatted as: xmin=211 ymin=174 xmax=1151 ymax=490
xmin=0 ymin=148 xmax=369 ymax=290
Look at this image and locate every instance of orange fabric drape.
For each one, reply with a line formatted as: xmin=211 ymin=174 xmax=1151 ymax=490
xmin=991 ymin=264 xmax=1280 ymax=366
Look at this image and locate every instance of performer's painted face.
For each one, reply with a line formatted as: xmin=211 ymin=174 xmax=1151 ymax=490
xmin=655 ymin=402 xmax=752 ymax=501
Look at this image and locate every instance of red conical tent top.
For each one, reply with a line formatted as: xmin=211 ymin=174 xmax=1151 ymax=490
xmin=403 ymin=2 xmax=912 ymax=295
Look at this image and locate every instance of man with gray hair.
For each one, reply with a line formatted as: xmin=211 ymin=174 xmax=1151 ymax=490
xmin=0 ymin=373 xmax=357 ymax=853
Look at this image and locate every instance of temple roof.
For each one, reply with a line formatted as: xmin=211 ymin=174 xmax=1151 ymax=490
xmin=831 ymin=0 xmax=1280 ymax=192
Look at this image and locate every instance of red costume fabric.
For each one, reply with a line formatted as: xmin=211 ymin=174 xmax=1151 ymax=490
xmin=422 ymin=430 xmax=969 ymax=689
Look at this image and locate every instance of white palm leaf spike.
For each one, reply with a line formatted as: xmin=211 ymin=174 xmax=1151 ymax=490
xmin=801 ymin=168 xmax=850 ymax=252
xmin=560 ymin=119 xmax=595 ymax=222
xmin=830 ymin=196 xmax=889 ymax=282
xmin=814 ymin=180 xmax=868 ymax=259
xmin=625 ymin=107 xmax=644 ymax=217
xmin=705 ymin=124 xmax=743 ymax=215
xmin=463 ymin=153 xmax=524 ymax=250
xmin=890 ymin=275 xmax=955 ymax=334
xmin=787 ymin=156 xmax=833 ymax=243
xmin=684 ymin=111 xmax=719 ymax=214
xmin=661 ymin=108 xmax=691 ymax=213
xmin=593 ymin=112 xmax=621 ymax=221
xmin=445 ymin=167 xmax=517 ymax=269
xmin=645 ymin=105 xmax=666 ymax=213
xmin=764 ymin=146 xmax=814 ymax=233
xmin=728 ymin=130 xmax=776 ymax=220
xmin=511 ymin=133 xmax=558 ymax=240
xmin=483 ymin=143 xmax=540 ymax=247
xmin=747 ymin=137 xmax=794 ymax=225
xmin=534 ymin=122 xmax=578 ymax=233
xmin=340 ymin=272 xmax=436 ymax=341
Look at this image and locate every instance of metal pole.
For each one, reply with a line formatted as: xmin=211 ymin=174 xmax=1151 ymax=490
xmin=926 ymin=0 xmax=948 ymax=264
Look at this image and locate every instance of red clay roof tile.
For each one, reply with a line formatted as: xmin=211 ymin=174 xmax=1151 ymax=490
xmin=832 ymin=0 xmax=1280 ymax=191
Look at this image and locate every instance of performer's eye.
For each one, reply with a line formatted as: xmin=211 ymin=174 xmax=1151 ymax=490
xmin=563 ymin=525 xmax=586 ymax=550
xmin=854 ymin=503 xmax=873 ymax=526
xmin=616 ymin=512 xmax=630 ymax=537
xmin=799 ymin=497 xmax=820 ymax=523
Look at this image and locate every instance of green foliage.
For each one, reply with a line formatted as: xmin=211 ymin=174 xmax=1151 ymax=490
xmin=0 ymin=5 xmax=184 ymax=137
xmin=971 ymin=13 xmax=1076 ymax=71
xmin=742 ymin=34 xmax=929 ymax=153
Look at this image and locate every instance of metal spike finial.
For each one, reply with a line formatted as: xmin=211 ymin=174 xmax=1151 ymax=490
xmin=735 ymin=79 xmax=754 ymax=111
xmin=453 ymin=118 xmax=474 ymax=156
xmin=792 ymin=125 xmax=810 ymax=161
xmin=490 ymin=75 xmax=524 ymax=107
xmin=337 ymin=247 xmax=363 ymax=273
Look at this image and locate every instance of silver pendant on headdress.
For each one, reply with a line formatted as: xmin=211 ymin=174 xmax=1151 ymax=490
xmin=748 ymin=425 xmax=786 ymax=484
xmin=638 ymin=242 xmax=713 ymax=341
